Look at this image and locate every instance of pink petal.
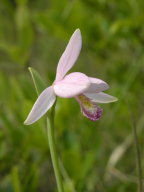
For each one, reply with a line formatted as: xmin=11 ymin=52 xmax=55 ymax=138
xmin=55 ymin=29 xmax=82 ymax=81
xmin=85 ymin=92 xmax=118 ymax=103
xmin=54 ymin=72 xmax=90 ymax=98
xmin=84 ymin=77 xmax=109 ymax=93
xmin=24 ymin=86 xmax=56 ymax=125
xmin=76 ymin=94 xmax=103 ymax=121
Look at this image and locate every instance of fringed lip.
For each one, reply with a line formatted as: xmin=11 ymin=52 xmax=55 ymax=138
xmin=76 ymin=94 xmax=103 ymax=121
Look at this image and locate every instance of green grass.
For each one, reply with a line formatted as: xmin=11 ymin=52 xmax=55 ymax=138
xmin=0 ymin=0 xmax=144 ymax=191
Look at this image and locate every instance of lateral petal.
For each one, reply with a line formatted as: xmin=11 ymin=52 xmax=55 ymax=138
xmin=54 ymin=72 xmax=90 ymax=98
xmin=85 ymin=92 xmax=118 ymax=103
xmin=55 ymin=29 xmax=82 ymax=81
xmin=84 ymin=77 xmax=109 ymax=93
xmin=24 ymin=86 xmax=56 ymax=125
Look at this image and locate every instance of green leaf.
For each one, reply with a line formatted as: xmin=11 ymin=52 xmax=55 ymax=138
xmin=28 ymin=67 xmax=46 ymax=95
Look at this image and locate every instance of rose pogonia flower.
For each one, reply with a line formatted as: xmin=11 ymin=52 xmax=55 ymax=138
xmin=24 ymin=29 xmax=117 ymax=125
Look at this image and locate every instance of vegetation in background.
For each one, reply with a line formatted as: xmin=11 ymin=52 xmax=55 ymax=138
xmin=0 ymin=0 xmax=144 ymax=191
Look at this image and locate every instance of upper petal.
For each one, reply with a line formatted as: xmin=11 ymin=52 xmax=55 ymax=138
xmin=84 ymin=92 xmax=118 ymax=103
xmin=84 ymin=77 xmax=109 ymax=93
xmin=54 ymin=72 xmax=90 ymax=98
xmin=24 ymin=86 xmax=56 ymax=125
xmin=55 ymin=29 xmax=82 ymax=81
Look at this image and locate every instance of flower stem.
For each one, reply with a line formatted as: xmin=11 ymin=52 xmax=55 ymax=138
xmin=47 ymin=104 xmax=64 ymax=192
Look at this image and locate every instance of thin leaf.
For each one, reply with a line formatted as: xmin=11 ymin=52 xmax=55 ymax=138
xmin=28 ymin=67 xmax=46 ymax=95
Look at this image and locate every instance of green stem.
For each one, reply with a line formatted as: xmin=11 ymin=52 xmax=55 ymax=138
xmin=47 ymin=105 xmax=64 ymax=192
xmin=132 ymin=118 xmax=143 ymax=192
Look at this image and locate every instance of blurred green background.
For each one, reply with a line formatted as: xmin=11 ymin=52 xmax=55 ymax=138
xmin=0 ymin=0 xmax=144 ymax=191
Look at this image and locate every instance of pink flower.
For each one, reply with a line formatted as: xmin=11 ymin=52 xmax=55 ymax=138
xmin=24 ymin=29 xmax=117 ymax=125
